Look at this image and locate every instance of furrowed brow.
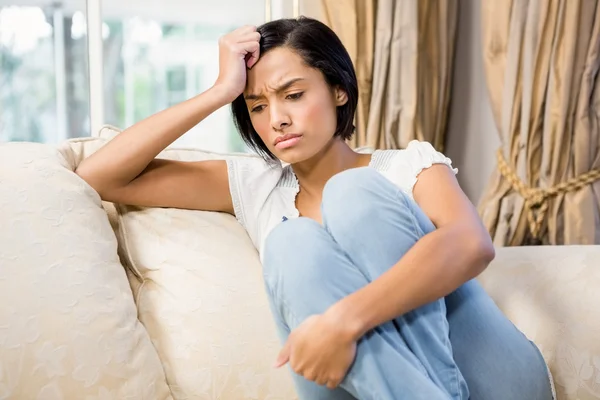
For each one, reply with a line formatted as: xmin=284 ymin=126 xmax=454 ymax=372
xmin=244 ymin=78 xmax=305 ymax=100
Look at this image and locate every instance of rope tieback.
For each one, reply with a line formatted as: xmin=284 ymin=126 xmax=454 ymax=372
xmin=496 ymin=149 xmax=600 ymax=240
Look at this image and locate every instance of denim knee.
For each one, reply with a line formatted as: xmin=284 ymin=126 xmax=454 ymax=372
xmin=322 ymin=167 xmax=417 ymax=234
xmin=322 ymin=167 xmax=383 ymax=206
xmin=323 ymin=167 xmax=381 ymax=218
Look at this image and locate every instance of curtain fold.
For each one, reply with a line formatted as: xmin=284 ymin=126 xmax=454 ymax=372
xmin=321 ymin=0 xmax=458 ymax=151
xmin=478 ymin=0 xmax=600 ymax=246
xmin=321 ymin=0 xmax=375 ymax=148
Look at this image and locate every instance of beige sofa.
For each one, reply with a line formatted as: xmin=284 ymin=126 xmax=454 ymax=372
xmin=0 ymin=125 xmax=598 ymax=400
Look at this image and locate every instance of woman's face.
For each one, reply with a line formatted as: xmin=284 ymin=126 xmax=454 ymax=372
xmin=244 ymin=47 xmax=347 ymax=164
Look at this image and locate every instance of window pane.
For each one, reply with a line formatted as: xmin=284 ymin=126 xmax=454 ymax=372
xmin=0 ymin=2 xmax=89 ymax=143
xmin=102 ymin=0 xmax=266 ymax=153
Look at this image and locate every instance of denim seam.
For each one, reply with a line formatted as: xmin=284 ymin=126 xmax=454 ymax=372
xmin=321 ymin=208 xmax=374 ymax=283
xmin=266 ymin=277 xmax=302 ymax=332
xmin=263 ymin=273 xmax=293 ymax=333
xmin=394 ymin=188 xmax=425 ymax=238
xmin=441 ymin=299 xmax=461 ymax=399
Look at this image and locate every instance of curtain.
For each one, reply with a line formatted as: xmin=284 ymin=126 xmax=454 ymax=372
xmin=478 ymin=0 xmax=600 ymax=246
xmin=321 ymin=0 xmax=458 ymax=151
xmin=320 ymin=0 xmax=375 ymax=148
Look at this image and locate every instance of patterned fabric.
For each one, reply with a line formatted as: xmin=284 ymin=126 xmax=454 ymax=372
xmin=478 ymin=245 xmax=600 ymax=400
xmin=73 ymin=131 xmax=298 ymax=399
xmin=0 ymin=142 xmax=172 ymax=399
xmin=115 ymin=205 xmax=297 ymax=400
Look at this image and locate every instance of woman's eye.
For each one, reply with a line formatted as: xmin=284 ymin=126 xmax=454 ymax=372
xmin=286 ymin=92 xmax=303 ymax=100
xmin=251 ymin=105 xmax=265 ymax=113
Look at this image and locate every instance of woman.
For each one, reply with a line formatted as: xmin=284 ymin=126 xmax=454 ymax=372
xmin=76 ymin=17 xmax=554 ymax=400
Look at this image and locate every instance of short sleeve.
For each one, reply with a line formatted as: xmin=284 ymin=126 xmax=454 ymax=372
xmin=385 ymin=140 xmax=458 ymax=199
xmin=225 ymin=155 xmax=282 ymax=247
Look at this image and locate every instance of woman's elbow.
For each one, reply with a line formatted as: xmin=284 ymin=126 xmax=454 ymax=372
xmin=74 ymin=166 xmax=109 ymax=199
xmin=467 ymin=232 xmax=495 ymax=276
xmin=479 ymin=239 xmax=496 ymax=264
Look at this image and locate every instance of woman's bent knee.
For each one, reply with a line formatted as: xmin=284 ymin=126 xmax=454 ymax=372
xmin=322 ymin=168 xmax=405 ymax=229
xmin=322 ymin=168 xmax=384 ymax=215
xmin=321 ymin=167 xmax=430 ymax=244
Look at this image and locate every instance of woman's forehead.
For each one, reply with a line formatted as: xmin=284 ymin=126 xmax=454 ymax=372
xmin=246 ymin=48 xmax=316 ymax=93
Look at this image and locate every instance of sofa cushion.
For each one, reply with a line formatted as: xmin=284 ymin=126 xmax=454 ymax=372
xmin=0 ymin=142 xmax=172 ymax=399
xmin=480 ymin=245 xmax=600 ymax=400
xmin=69 ymin=130 xmax=297 ymax=399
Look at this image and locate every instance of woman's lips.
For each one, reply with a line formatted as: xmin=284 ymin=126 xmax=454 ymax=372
xmin=274 ymin=134 xmax=303 ymax=149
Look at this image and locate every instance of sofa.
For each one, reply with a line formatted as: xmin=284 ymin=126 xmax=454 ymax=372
xmin=0 ymin=125 xmax=598 ymax=400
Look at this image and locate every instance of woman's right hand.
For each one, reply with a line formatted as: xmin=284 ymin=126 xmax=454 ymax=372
xmin=213 ymin=25 xmax=261 ymax=103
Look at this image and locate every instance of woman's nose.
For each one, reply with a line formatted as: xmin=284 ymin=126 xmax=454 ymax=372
xmin=270 ymin=106 xmax=291 ymax=131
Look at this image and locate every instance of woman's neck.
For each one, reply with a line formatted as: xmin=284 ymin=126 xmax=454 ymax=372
xmin=291 ymin=138 xmax=371 ymax=197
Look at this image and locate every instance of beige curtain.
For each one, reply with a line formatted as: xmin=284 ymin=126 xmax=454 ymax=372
xmin=321 ymin=0 xmax=458 ymax=150
xmin=478 ymin=0 xmax=600 ymax=246
xmin=320 ymin=0 xmax=375 ymax=148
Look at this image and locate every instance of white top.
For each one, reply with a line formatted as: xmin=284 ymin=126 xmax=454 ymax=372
xmin=225 ymin=140 xmax=457 ymax=259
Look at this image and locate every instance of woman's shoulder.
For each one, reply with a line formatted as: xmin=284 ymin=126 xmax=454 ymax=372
xmin=372 ymin=140 xmax=457 ymax=175
xmin=370 ymin=140 xmax=457 ymax=199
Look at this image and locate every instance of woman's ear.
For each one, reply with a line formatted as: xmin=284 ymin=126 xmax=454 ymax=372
xmin=334 ymin=87 xmax=348 ymax=106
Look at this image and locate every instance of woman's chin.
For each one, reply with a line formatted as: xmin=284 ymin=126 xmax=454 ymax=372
xmin=269 ymin=145 xmax=301 ymax=164
xmin=275 ymin=152 xmax=304 ymax=165
xmin=276 ymin=145 xmax=322 ymax=165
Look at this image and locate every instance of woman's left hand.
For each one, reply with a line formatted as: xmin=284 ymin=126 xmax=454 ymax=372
xmin=274 ymin=312 xmax=357 ymax=389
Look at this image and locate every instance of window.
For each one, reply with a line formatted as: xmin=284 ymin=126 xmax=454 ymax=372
xmin=166 ymin=66 xmax=187 ymax=106
xmin=0 ymin=2 xmax=90 ymax=143
xmin=99 ymin=0 xmax=267 ymax=152
xmin=2 ymin=0 xmax=294 ymax=152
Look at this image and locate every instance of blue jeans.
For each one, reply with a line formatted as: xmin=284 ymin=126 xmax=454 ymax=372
xmin=262 ymin=168 xmax=553 ymax=400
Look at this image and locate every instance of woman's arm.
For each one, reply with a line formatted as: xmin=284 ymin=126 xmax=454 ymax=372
xmin=329 ymin=164 xmax=495 ymax=340
xmin=75 ymin=86 xmax=235 ymax=212
xmin=75 ymin=25 xmax=261 ymax=211
xmin=76 ymin=85 xmax=232 ymax=197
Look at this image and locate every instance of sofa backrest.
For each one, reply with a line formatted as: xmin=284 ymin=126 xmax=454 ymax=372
xmin=62 ymin=126 xmax=298 ymax=399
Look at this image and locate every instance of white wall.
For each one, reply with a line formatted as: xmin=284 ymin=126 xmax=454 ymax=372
xmin=445 ymin=0 xmax=499 ymax=205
